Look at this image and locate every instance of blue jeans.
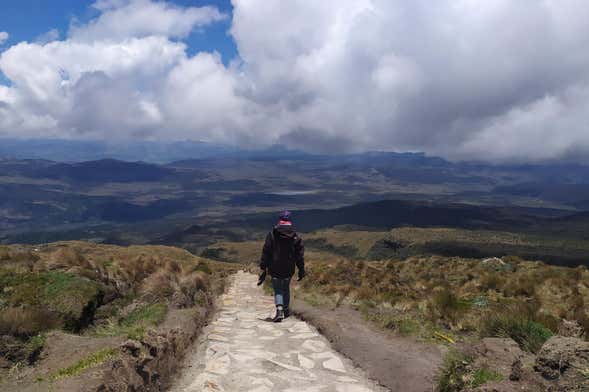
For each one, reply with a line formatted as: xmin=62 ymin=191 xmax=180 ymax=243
xmin=272 ymin=277 xmax=291 ymax=308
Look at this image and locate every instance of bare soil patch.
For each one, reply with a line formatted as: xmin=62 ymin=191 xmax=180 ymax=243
xmin=292 ymin=299 xmax=446 ymax=392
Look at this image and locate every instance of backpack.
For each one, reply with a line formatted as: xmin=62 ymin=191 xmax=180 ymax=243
xmin=271 ymin=230 xmax=298 ymax=264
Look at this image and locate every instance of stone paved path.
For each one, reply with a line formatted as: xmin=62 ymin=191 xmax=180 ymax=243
xmin=170 ymin=271 xmax=389 ymax=392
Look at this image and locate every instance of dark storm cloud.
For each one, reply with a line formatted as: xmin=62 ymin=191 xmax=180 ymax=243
xmin=277 ymin=128 xmax=359 ymax=154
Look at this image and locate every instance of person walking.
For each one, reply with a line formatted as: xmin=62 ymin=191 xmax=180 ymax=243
xmin=258 ymin=210 xmax=305 ymax=322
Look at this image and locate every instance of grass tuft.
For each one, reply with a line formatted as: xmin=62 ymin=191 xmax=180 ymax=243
xmin=122 ymin=303 xmax=167 ymax=328
xmin=436 ymin=350 xmax=473 ymax=392
xmin=436 ymin=352 xmax=502 ymax=391
xmin=431 ymin=287 xmax=470 ymax=324
xmin=481 ymin=312 xmax=552 ymax=353
xmin=471 ymin=368 xmax=503 ymax=387
xmin=25 ymin=333 xmax=47 ymax=363
xmin=92 ymin=302 xmax=167 ymax=340
xmin=398 ymin=318 xmax=421 ymax=336
xmin=49 ymin=348 xmax=118 ymax=381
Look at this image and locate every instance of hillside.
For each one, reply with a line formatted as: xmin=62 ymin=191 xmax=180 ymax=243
xmin=0 ymin=242 xmax=237 ymax=391
xmin=3 ymin=153 xmax=589 ymax=244
xmin=207 ymin=229 xmax=589 ymax=391
xmin=164 ymin=200 xmax=589 ymax=268
xmin=1 ymin=223 xmax=588 ymax=391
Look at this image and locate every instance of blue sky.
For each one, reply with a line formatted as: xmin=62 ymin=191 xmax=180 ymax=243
xmin=0 ymin=0 xmax=238 ymax=63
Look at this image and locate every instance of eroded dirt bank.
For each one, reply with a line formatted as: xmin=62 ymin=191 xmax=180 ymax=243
xmin=96 ymin=306 xmax=214 ymax=392
xmin=0 ymin=242 xmax=235 ymax=392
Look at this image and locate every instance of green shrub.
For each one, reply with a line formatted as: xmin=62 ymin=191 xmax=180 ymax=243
xmin=481 ymin=312 xmax=553 ymax=353
xmin=26 ymin=333 xmax=47 ymax=364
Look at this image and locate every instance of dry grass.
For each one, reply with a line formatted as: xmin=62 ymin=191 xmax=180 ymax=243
xmin=0 ymin=307 xmax=60 ymax=337
xmin=292 ymin=250 xmax=589 ymax=341
xmin=45 ymin=248 xmax=91 ymax=270
xmin=388 ymin=227 xmax=587 ymax=249
xmin=0 ymin=241 xmax=238 ymax=370
xmin=141 ymin=270 xmax=177 ymax=300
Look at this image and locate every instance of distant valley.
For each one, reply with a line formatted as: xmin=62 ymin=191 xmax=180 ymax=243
xmin=1 ymin=147 xmax=589 ymax=267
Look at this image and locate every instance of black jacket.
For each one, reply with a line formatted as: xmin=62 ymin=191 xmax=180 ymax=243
xmin=259 ymin=223 xmax=304 ymax=279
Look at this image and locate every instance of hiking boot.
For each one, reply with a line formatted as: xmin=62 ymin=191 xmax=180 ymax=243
xmin=272 ymin=306 xmax=285 ymax=322
xmin=284 ymin=307 xmax=290 ymax=318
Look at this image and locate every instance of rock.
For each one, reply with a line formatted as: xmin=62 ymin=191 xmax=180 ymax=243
xmin=474 ymin=338 xmax=529 ymax=379
xmin=0 ymin=334 xmax=43 ymax=365
xmin=335 ymin=384 xmax=373 ymax=392
xmin=290 ymin=333 xmax=319 ymax=339
xmin=205 ymin=354 xmax=231 ymax=375
xmin=337 ymin=376 xmax=358 ymax=383
xmin=97 ymin=358 xmax=146 ymax=392
xmin=298 ymin=354 xmax=315 ymax=369
xmin=249 ymin=387 xmax=272 ymax=392
xmin=534 ymin=336 xmax=589 ymax=389
xmin=188 ymin=373 xmax=225 ymax=392
xmin=229 ymin=352 xmax=255 ymax=362
xmin=0 ymin=356 xmax=12 ymax=369
xmin=302 ymin=340 xmax=327 ymax=353
xmin=481 ymin=257 xmax=514 ymax=272
xmin=323 ymin=356 xmax=347 ymax=373
xmin=235 ymin=348 xmax=276 ymax=360
xmin=266 ymin=358 xmax=303 ymax=371
xmin=202 ymin=379 xmax=225 ymax=392
xmin=121 ymin=339 xmax=142 ymax=357
xmin=208 ymin=334 xmax=229 ymax=342
xmin=250 ymin=376 xmax=274 ymax=387
xmin=557 ymin=319 xmax=584 ymax=338
xmin=509 ymin=358 xmax=522 ymax=381
xmin=288 ymin=322 xmax=312 ymax=334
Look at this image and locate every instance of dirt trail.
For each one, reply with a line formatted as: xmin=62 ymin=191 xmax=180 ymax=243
xmin=169 ymin=271 xmax=388 ymax=392
xmin=292 ymin=300 xmax=445 ymax=392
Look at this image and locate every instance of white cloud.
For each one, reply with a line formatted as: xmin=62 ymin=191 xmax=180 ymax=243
xmin=35 ymin=29 xmax=60 ymax=44
xmin=229 ymin=0 xmax=589 ymax=160
xmin=1 ymin=0 xmax=589 ymax=162
xmin=70 ymin=0 xmax=226 ymax=41
xmin=453 ymin=84 xmax=589 ymax=162
xmin=0 ymin=32 xmax=9 ymax=46
xmin=0 ymin=36 xmax=186 ymax=137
